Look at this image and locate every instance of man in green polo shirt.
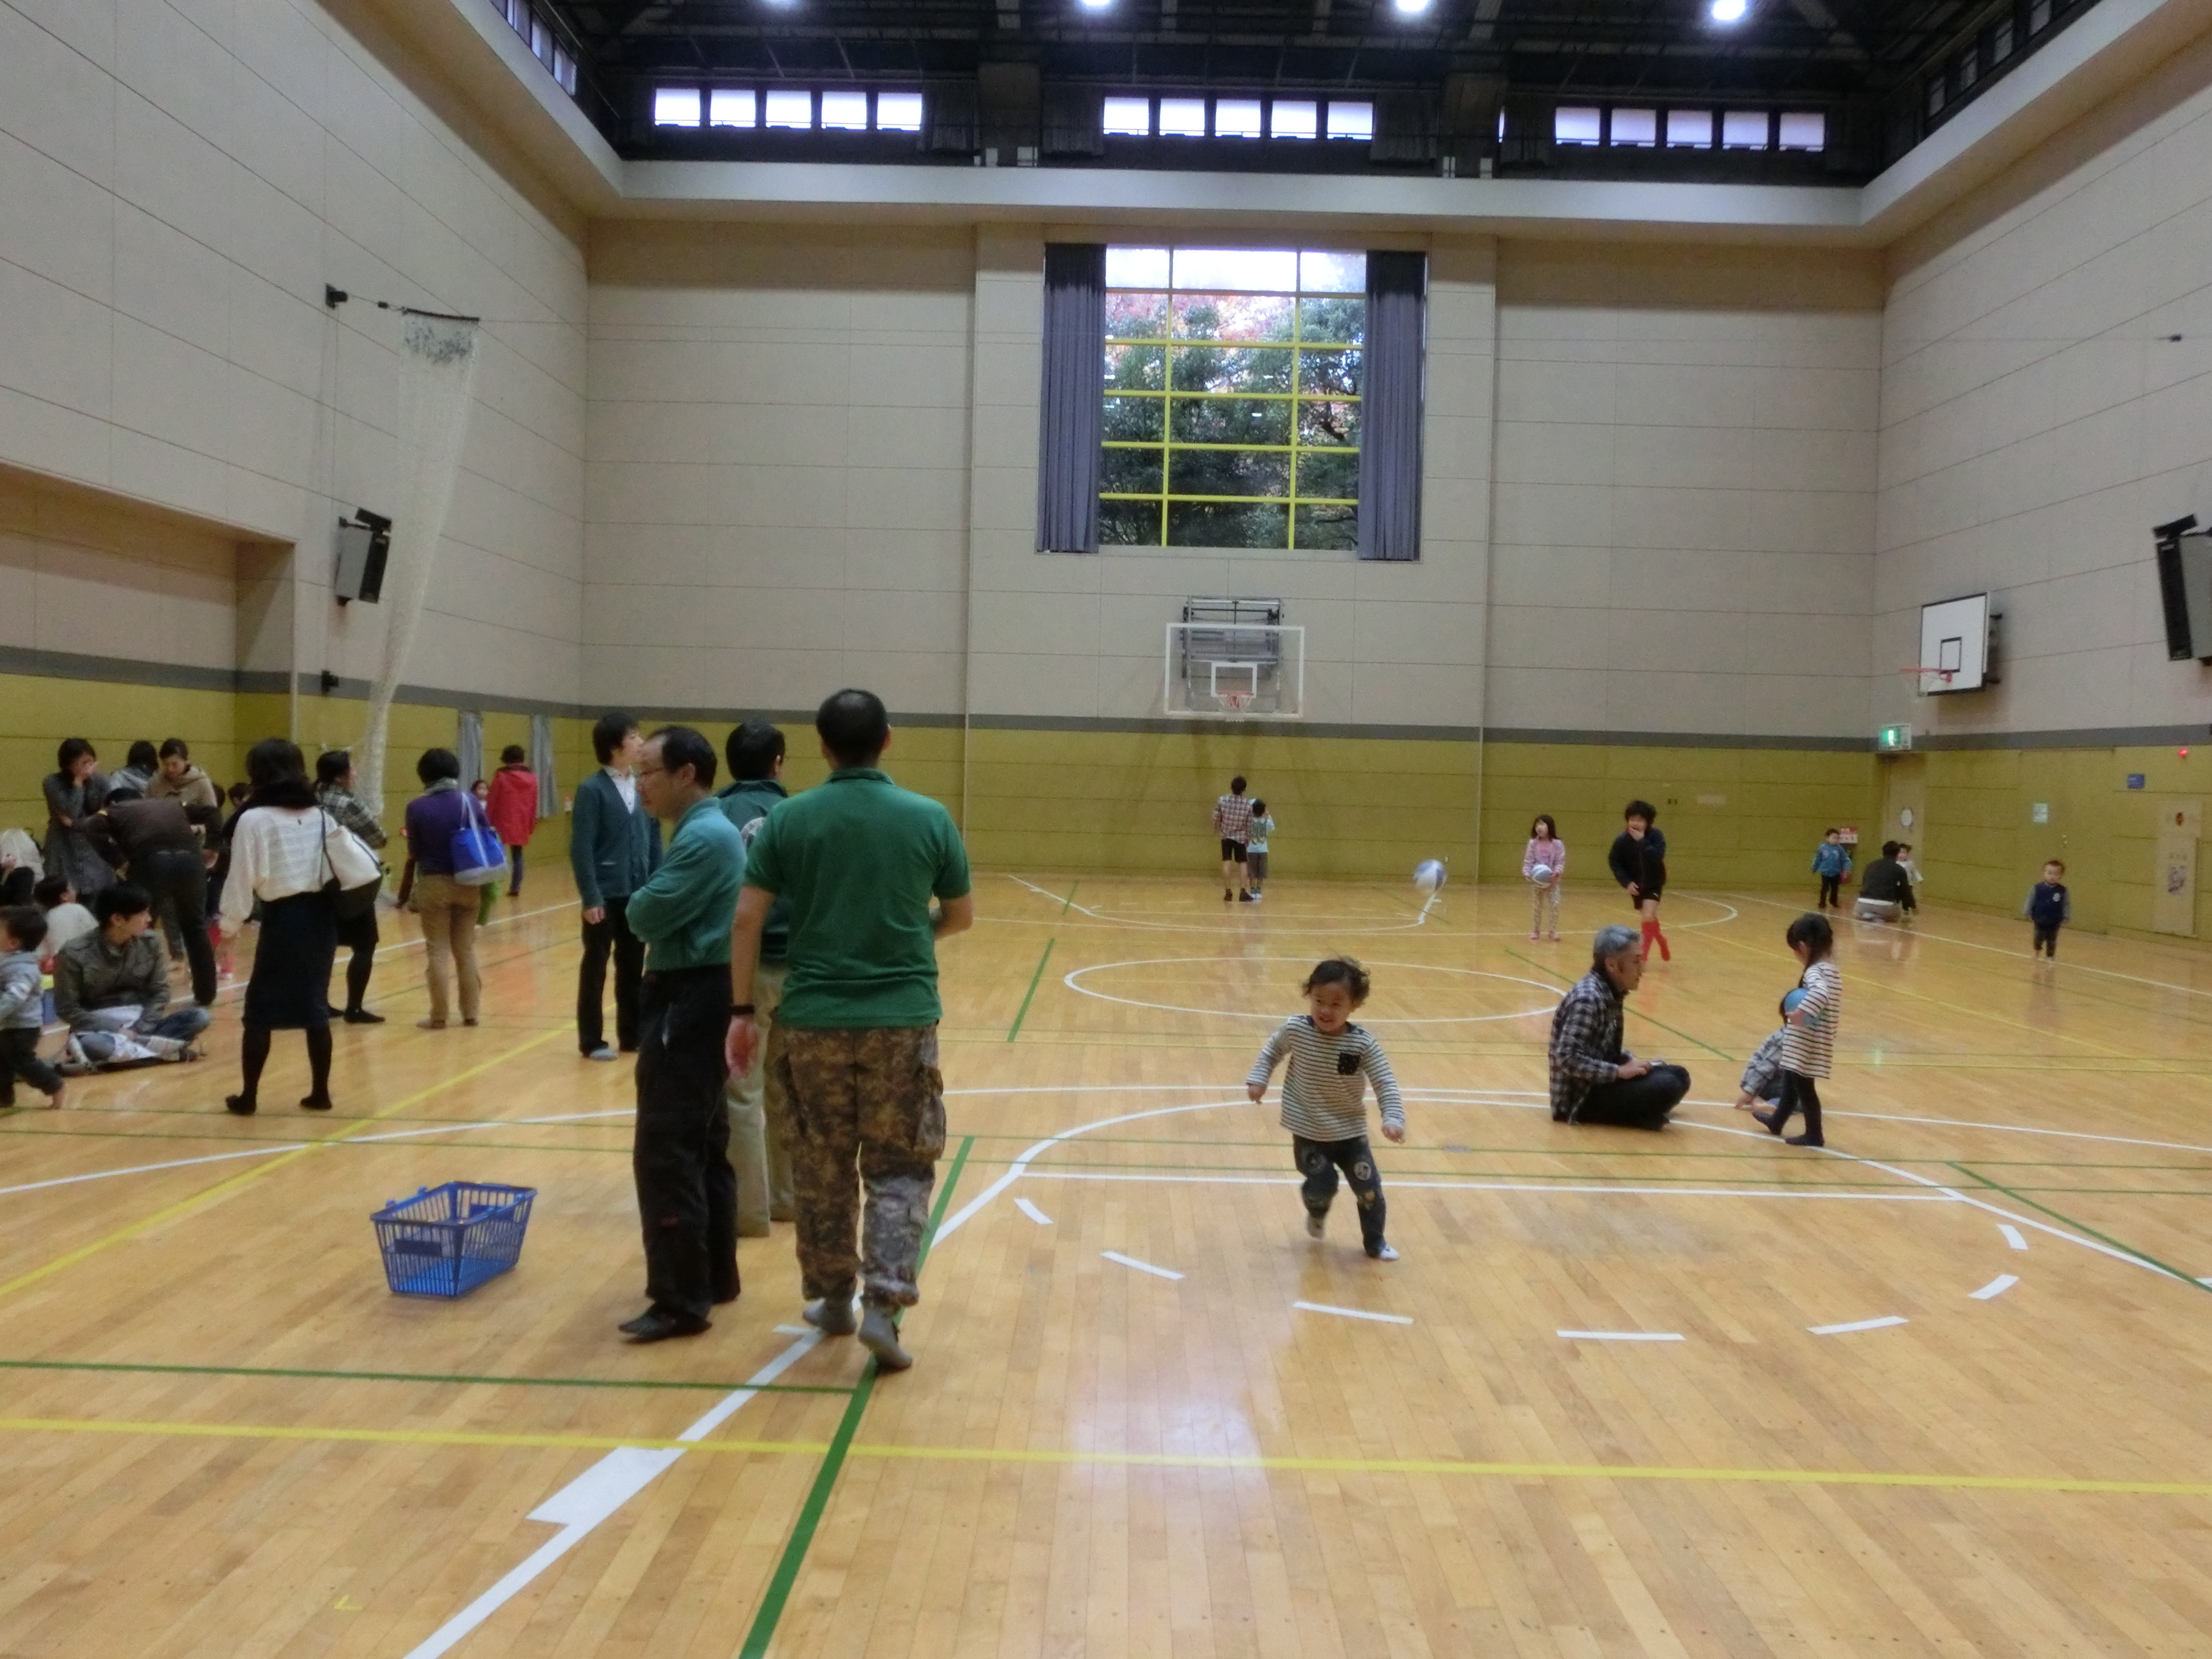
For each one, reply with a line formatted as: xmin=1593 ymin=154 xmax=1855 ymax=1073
xmin=725 ymin=689 xmax=973 ymax=1371
xmin=621 ymin=725 xmax=746 ymax=1345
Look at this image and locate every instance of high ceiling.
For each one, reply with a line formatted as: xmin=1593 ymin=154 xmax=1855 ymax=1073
xmin=542 ymin=0 xmax=2071 ymax=175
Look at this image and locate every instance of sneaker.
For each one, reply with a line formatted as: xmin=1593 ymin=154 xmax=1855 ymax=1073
xmin=804 ymin=1297 xmax=858 ymax=1336
xmin=1237 ymin=891 xmax=1256 ymax=903
xmin=1367 ymin=1242 xmax=1400 ymax=1262
xmin=585 ymin=1044 xmax=616 ymax=1061
xmin=343 ymin=1008 xmax=385 ymax=1025
xmin=1784 ymin=1133 xmax=1826 ymax=1148
xmin=1224 ymin=889 xmax=1233 ymax=902
xmin=1304 ymin=1213 xmax=1326 ymax=1240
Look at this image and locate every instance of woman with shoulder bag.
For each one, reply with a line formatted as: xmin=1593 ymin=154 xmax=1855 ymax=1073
xmin=403 ymin=749 xmax=504 ymax=1030
xmin=219 ymin=738 xmax=381 ymax=1115
xmin=315 ymin=748 xmax=388 ymax=1025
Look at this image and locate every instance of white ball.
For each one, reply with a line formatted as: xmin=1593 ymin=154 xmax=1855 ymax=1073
xmin=1413 ymin=859 xmax=1447 ymax=894
xmin=1529 ymin=863 xmax=1553 ymax=885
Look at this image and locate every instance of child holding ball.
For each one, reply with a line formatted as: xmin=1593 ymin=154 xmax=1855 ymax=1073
xmin=1247 ymin=958 xmax=1406 ymax=1261
xmin=1755 ymin=912 xmax=1839 ymax=1147
xmin=1523 ymin=813 xmax=1565 ymax=940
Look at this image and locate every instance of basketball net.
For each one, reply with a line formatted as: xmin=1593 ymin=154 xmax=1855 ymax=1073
xmin=1900 ymin=666 xmax=1956 ymax=697
xmin=1219 ymin=689 xmax=1254 ymax=716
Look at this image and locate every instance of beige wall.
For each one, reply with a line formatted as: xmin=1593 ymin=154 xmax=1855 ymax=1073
xmin=0 ymin=0 xmax=586 ymax=706
xmin=1878 ymin=33 xmax=2212 ymax=742
xmin=1490 ymin=243 xmax=1884 ymax=742
xmin=583 ymin=223 xmax=974 ymax=716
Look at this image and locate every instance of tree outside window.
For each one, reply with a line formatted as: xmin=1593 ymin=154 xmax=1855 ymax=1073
xmin=1102 ymin=248 xmax=1365 ymax=551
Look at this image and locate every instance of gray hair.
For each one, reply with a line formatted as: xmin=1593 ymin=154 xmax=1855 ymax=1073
xmin=1591 ymin=925 xmax=1640 ymax=968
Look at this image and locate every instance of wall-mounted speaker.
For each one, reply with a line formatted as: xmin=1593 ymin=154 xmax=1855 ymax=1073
xmin=2153 ymin=516 xmax=2212 ymax=662
xmin=335 ymin=509 xmax=391 ymax=605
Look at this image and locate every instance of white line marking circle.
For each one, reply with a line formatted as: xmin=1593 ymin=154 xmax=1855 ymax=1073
xmin=1061 ymin=957 xmax=1562 ymax=1024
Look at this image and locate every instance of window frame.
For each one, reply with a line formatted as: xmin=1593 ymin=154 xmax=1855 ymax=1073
xmin=1100 ymin=248 xmax=1366 ymax=553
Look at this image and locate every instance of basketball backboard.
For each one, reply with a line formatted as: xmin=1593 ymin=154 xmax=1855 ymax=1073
xmin=1165 ymin=598 xmax=1304 ymax=718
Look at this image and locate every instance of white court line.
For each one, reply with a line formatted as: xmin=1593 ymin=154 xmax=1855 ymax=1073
xmin=1999 ymin=1224 xmax=2029 ymax=1250
xmin=1970 ymin=1274 xmax=2019 ymax=1300
xmin=0 ymin=1107 xmax=636 ymax=1201
xmin=1061 ymin=956 xmax=1558 ymax=1025
xmin=1102 ymin=1250 xmax=1183 ymax=1280
xmin=1810 ymin=1316 xmax=1909 ymax=1335
xmin=1021 ymin=1171 xmax=1960 ymax=1202
xmin=402 ymin=1329 xmax=819 ymax=1659
xmin=204 ymin=899 xmax=581 ymax=1004
xmin=1558 ymin=1330 xmax=1684 ymax=1342
xmin=1296 ymin=1301 xmax=1412 ymax=1325
xmin=1014 ymin=1198 xmax=1052 ymax=1225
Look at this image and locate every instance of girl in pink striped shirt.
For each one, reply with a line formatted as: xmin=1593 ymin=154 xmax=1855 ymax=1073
xmin=1523 ymin=815 xmax=1565 ymax=941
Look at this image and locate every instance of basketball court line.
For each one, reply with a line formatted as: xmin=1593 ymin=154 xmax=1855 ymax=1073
xmin=2 ymin=1408 xmax=2208 ymax=1496
xmin=0 ymin=1029 xmax=564 ymax=1305
xmin=1811 ymin=1316 xmax=1909 ymax=1335
xmin=1296 ymin=1301 xmax=1412 ymax=1324
xmin=1560 ymin=1330 xmax=1684 ymax=1342
xmin=1102 ymin=1250 xmax=1183 ymax=1279
xmin=1971 ymin=1274 xmax=2020 ymax=1299
xmin=1062 ymin=956 xmax=1560 ymax=1023
xmin=0 ymin=1355 xmax=855 ymax=1395
xmin=1718 ymin=890 xmax=2212 ymax=1002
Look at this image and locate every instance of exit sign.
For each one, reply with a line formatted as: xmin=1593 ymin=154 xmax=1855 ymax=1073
xmin=1877 ymin=723 xmax=1913 ymax=752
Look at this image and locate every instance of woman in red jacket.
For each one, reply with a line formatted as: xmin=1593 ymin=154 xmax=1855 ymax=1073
xmin=485 ymin=745 xmax=539 ymax=898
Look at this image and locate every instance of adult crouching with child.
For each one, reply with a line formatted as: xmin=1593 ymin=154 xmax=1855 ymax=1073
xmin=1548 ymin=924 xmax=1691 ymax=1130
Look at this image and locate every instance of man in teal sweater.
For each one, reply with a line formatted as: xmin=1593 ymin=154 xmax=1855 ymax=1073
xmin=620 ymin=725 xmax=745 ymax=1344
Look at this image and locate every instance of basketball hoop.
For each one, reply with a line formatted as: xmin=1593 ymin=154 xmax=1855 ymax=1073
xmin=1218 ymin=689 xmax=1255 ymax=717
xmin=1900 ymin=666 xmax=1957 ymax=697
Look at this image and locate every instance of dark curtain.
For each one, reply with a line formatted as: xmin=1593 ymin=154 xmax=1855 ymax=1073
xmin=1036 ymin=243 xmax=1107 ymax=553
xmin=1357 ymin=250 xmax=1428 ymax=562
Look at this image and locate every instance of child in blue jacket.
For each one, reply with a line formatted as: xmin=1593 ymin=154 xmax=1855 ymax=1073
xmin=2025 ymin=860 xmax=2070 ymax=958
xmin=1812 ymin=830 xmax=1852 ymax=911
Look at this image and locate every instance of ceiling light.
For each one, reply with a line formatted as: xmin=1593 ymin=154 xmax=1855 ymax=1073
xmin=1392 ymin=0 xmax=1433 ymax=12
xmin=1709 ymin=0 xmax=1748 ymax=20
xmin=1079 ymin=0 xmax=1112 ymax=10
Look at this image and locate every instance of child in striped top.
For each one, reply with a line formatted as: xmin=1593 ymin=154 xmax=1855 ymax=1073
xmin=1245 ymin=958 xmax=1406 ymax=1260
xmin=1755 ymin=912 xmax=1839 ymax=1148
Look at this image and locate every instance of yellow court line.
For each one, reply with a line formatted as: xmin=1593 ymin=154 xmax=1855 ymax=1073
xmin=0 ymin=1029 xmax=564 ymax=1306
xmin=0 ymin=1413 xmax=2208 ymax=1497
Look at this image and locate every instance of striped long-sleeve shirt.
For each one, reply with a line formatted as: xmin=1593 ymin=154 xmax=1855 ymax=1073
xmin=1779 ymin=958 xmax=1840 ymax=1079
xmin=1247 ymin=1015 xmax=1404 ymax=1141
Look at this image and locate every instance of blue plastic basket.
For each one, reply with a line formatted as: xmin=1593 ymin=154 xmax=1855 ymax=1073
xmin=373 ymin=1182 xmax=537 ymax=1298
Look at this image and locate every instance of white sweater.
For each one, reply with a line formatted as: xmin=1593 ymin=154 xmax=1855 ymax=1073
xmin=220 ymin=807 xmax=381 ymax=934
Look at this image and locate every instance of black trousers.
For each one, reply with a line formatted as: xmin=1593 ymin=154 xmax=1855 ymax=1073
xmin=1765 ymin=1070 xmax=1824 ymax=1141
xmin=508 ymin=845 xmax=525 ymax=897
xmin=1294 ymin=1133 xmax=1387 ymax=1250
xmin=1571 ymin=1063 xmax=1691 ymax=1129
xmin=2033 ymin=921 xmax=2061 ymax=957
xmin=633 ymin=969 xmax=739 ymax=1321
xmin=1817 ymin=875 xmax=1841 ymax=909
xmin=0 ymin=1029 xmax=63 ymax=1105
xmin=578 ymin=894 xmax=644 ymax=1053
xmin=137 ymin=847 xmax=216 ymax=1006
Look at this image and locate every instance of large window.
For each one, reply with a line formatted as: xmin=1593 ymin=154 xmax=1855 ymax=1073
xmin=1101 ymin=247 xmax=1365 ymax=551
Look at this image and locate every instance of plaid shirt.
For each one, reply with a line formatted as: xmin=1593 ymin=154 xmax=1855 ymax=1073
xmin=316 ymin=783 xmax=389 ymax=850
xmin=1548 ymin=969 xmax=1630 ymax=1122
xmin=1212 ymin=794 xmax=1253 ymax=842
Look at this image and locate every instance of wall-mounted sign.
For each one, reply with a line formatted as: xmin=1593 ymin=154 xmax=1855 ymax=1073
xmin=2031 ymin=802 xmax=2050 ymax=824
xmin=2128 ymin=774 xmax=2147 ymax=790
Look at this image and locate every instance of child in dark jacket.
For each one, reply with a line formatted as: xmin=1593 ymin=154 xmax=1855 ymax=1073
xmin=2025 ymin=860 xmax=2070 ymax=959
xmin=1608 ymin=801 xmax=1671 ymax=963
xmin=0 ymin=907 xmax=64 ymax=1108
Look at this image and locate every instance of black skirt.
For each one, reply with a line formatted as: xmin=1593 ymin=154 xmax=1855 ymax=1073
xmin=244 ymin=891 xmax=338 ymax=1030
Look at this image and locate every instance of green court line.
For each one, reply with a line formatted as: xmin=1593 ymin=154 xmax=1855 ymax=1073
xmin=1007 ymin=938 xmax=1056 ymax=1043
xmin=1059 ymin=880 xmax=1081 ymax=916
xmin=736 ymin=1134 xmax=972 ymax=1659
xmin=1948 ymin=1163 xmax=2212 ymax=1292
xmin=0 ymin=1357 xmax=854 ymax=1395
xmin=1503 ymin=948 xmax=1733 ymax=1060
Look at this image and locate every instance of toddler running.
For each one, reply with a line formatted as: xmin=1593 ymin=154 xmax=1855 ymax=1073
xmin=1246 ymin=958 xmax=1406 ymax=1261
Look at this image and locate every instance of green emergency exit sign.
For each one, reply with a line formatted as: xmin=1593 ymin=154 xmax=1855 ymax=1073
xmin=1877 ymin=724 xmax=1913 ymax=753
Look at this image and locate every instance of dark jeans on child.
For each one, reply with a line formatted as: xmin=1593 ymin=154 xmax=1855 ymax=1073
xmin=1818 ymin=875 xmax=1841 ymax=909
xmin=1 ymin=1030 xmax=62 ymax=1104
xmin=2033 ymin=922 xmax=2060 ymax=957
xmin=1294 ymin=1133 xmax=1386 ymax=1250
xmin=1765 ymin=1070 xmax=1824 ymax=1141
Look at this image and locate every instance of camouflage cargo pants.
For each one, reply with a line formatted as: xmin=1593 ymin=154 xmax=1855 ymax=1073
xmin=773 ymin=1024 xmax=946 ymax=1310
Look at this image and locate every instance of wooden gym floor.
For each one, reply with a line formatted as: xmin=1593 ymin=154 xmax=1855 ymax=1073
xmin=1 ymin=869 xmax=2210 ymax=1658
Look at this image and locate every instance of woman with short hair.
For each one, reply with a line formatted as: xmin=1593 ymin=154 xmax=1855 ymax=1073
xmin=42 ymin=739 xmax=114 ymax=902
xmin=403 ymin=748 xmax=484 ymax=1030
